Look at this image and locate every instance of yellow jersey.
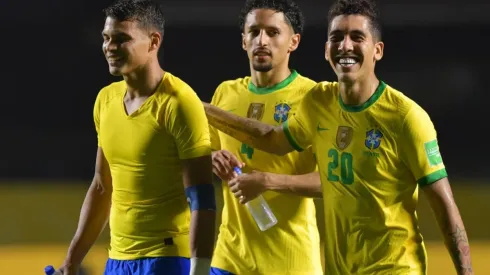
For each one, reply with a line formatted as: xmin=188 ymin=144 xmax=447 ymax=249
xmin=93 ymin=72 xmax=211 ymax=260
xmin=284 ymin=81 xmax=447 ymax=274
xmin=210 ymin=70 xmax=322 ymax=275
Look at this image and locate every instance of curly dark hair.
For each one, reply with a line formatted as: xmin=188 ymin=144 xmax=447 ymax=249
xmin=103 ymin=0 xmax=165 ymax=36
xmin=327 ymin=0 xmax=382 ymax=41
xmin=238 ymin=0 xmax=305 ymax=35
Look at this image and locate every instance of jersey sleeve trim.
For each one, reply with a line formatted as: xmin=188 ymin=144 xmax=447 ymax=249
xmin=282 ymin=120 xmax=304 ymax=152
xmin=417 ymin=168 xmax=448 ymax=186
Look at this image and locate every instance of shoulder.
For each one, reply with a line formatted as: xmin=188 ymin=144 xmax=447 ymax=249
xmin=155 ymin=72 xmax=205 ymax=114
xmin=295 ymin=73 xmax=317 ymax=91
xmin=377 ymin=83 xmax=434 ymax=138
xmin=212 ymin=77 xmax=249 ymax=104
xmin=161 ymin=72 xmax=197 ymax=97
xmin=215 ymin=77 xmax=249 ymax=94
xmin=156 ymin=72 xmax=201 ymax=104
xmin=382 ymin=83 xmax=430 ymax=122
xmin=306 ymin=81 xmax=338 ymax=102
xmin=96 ymin=80 xmax=125 ymax=106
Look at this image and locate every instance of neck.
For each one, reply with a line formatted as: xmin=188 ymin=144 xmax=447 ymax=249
xmin=123 ymin=58 xmax=164 ymax=99
xmin=339 ymin=73 xmax=380 ymax=106
xmin=250 ymin=64 xmax=291 ymax=88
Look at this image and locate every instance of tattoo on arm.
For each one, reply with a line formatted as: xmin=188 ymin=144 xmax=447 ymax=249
xmin=206 ymin=116 xmax=255 ymax=144
xmin=447 ymin=225 xmax=473 ymax=275
xmin=205 ymin=107 xmax=273 ymax=146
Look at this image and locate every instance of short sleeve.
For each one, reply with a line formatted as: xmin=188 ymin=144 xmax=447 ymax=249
xmin=400 ymin=105 xmax=447 ymax=186
xmin=209 ymin=86 xmax=222 ymax=151
xmin=282 ymin=85 xmax=319 ymax=152
xmin=93 ymin=89 xmax=103 ymax=147
xmin=166 ymin=87 xmax=212 ymax=160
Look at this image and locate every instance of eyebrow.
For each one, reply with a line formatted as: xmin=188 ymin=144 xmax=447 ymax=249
xmin=248 ymin=24 xmax=281 ymax=30
xmin=101 ymin=30 xmax=131 ymax=37
xmin=329 ymin=29 xmax=367 ymax=36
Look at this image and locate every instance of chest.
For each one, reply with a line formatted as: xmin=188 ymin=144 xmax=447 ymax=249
xmin=124 ymin=96 xmax=150 ymax=116
xmin=216 ymin=92 xmax=310 ymax=167
xmin=313 ymin=110 xmax=401 ymax=186
xmin=220 ymin=94 xmax=302 ymax=126
xmin=99 ymin=102 xmax=174 ymax=165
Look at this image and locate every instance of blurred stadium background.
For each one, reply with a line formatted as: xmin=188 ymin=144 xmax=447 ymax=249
xmin=1 ymin=0 xmax=489 ymax=274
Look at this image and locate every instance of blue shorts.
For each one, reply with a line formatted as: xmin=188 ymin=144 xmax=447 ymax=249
xmin=104 ymin=257 xmax=189 ymax=275
xmin=210 ymin=267 xmax=235 ymax=275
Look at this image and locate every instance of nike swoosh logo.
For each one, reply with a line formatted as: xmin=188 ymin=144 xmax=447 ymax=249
xmin=317 ymin=124 xmax=329 ymax=132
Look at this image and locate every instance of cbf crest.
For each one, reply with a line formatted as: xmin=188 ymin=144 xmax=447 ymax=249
xmin=247 ymin=103 xmax=265 ymax=120
xmin=336 ymin=126 xmax=354 ymax=150
xmin=274 ymin=103 xmax=291 ymax=123
xmin=365 ymin=129 xmax=383 ymax=150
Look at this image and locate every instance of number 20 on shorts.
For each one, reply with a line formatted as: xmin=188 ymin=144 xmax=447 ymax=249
xmin=327 ymin=148 xmax=354 ymax=185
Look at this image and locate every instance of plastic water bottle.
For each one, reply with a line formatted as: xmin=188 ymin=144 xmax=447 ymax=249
xmin=234 ymin=167 xmax=278 ymax=231
xmin=45 ymin=265 xmax=63 ymax=275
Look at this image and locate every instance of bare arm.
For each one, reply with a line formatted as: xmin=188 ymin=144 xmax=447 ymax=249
xmin=229 ymin=171 xmax=322 ymax=204
xmin=264 ymin=171 xmax=322 ymax=198
xmin=182 ymin=155 xmax=216 ymax=259
xmin=422 ymin=178 xmax=473 ymax=275
xmin=204 ymin=102 xmax=293 ymax=155
xmin=62 ymin=147 xmax=112 ymax=269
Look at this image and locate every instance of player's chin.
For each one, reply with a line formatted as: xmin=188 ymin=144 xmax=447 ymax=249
xmin=252 ymin=62 xmax=273 ymax=72
xmin=335 ymin=67 xmax=360 ymax=82
xmin=337 ymin=72 xmax=358 ymax=83
xmin=108 ymin=66 xmax=124 ymax=76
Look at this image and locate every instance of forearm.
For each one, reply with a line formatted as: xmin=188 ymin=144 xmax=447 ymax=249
xmin=205 ymin=103 xmax=284 ymax=154
xmin=438 ymin=207 xmax=473 ymax=275
xmin=263 ymin=172 xmax=322 ymax=198
xmin=65 ymin=180 xmax=111 ymax=266
xmin=424 ymin=179 xmax=473 ymax=275
xmin=189 ymin=210 xmax=216 ymax=258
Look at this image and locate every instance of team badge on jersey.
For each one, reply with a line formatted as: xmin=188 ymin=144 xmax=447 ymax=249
xmin=274 ymin=103 xmax=291 ymax=123
xmin=365 ymin=129 xmax=383 ymax=150
xmin=247 ymin=103 xmax=265 ymax=120
xmin=336 ymin=126 xmax=353 ymax=150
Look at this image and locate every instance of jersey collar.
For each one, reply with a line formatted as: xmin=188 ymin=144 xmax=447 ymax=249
xmin=339 ymin=81 xmax=387 ymax=112
xmin=248 ymin=70 xmax=298 ymax=95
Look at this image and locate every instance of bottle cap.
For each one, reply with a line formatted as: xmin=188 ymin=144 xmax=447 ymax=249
xmin=233 ymin=167 xmax=242 ymax=175
xmin=44 ymin=265 xmax=55 ymax=275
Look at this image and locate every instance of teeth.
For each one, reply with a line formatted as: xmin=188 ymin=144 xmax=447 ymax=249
xmin=339 ymin=58 xmax=357 ymax=64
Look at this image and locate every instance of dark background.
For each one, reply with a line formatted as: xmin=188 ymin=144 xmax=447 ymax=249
xmin=1 ymin=1 xmax=489 ymax=274
xmin=1 ymin=0 xmax=488 ymax=181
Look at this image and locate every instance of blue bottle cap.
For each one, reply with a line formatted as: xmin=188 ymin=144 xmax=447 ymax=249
xmin=233 ymin=167 xmax=242 ymax=175
xmin=44 ymin=265 xmax=55 ymax=275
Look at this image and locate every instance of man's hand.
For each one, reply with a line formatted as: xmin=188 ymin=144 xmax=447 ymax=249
xmin=228 ymin=171 xmax=267 ymax=204
xmin=212 ymin=150 xmax=244 ymax=182
xmin=59 ymin=263 xmax=80 ymax=275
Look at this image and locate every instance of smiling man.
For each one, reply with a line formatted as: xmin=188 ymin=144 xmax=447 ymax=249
xmin=202 ymin=0 xmax=474 ymax=274
xmin=58 ymin=1 xmax=216 ymax=275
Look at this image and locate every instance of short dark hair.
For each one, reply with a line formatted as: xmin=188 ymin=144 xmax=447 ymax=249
xmin=103 ymin=0 xmax=165 ymax=36
xmin=239 ymin=0 xmax=305 ymax=35
xmin=327 ymin=0 xmax=382 ymax=41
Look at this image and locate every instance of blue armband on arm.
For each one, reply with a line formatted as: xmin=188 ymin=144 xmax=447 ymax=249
xmin=185 ymin=184 xmax=216 ymax=211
